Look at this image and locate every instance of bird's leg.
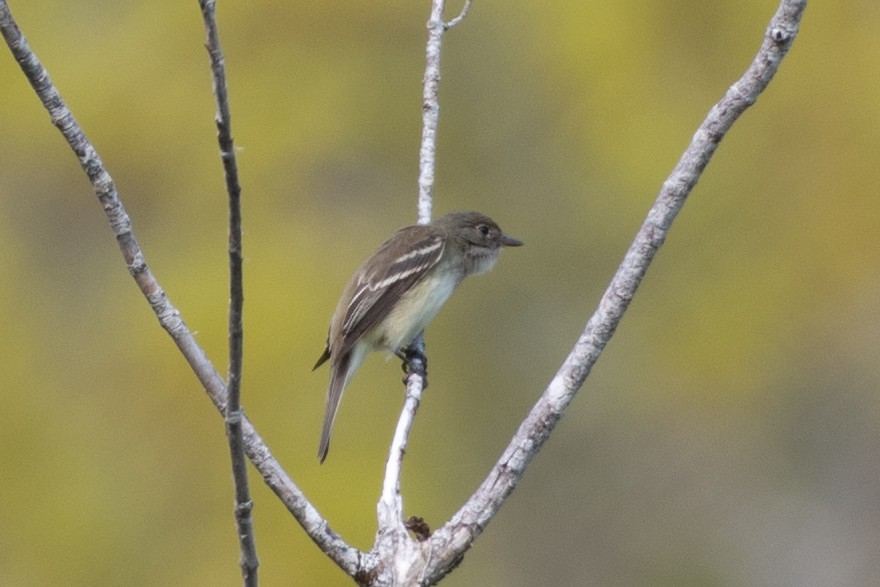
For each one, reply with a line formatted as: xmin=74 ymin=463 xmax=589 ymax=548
xmin=397 ymin=344 xmax=428 ymax=389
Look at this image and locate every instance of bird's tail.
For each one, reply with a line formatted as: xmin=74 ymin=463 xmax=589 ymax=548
xmin=318 ymin=354 xmax=347 ymax=463
xmin=318 ymin=345 xmax=367 ymax=463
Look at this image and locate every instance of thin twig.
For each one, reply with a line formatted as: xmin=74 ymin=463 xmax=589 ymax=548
xmin=0 ymin=0 xmax=362 ymax=577
xmin=379 ymin=0 xmax=459 ymax=532
xmin=379 ymin=0 xmax=452 ymax=531
xmin=378 ymin=337 xmax=426 ymax=532
xmin=421 ymin=0 xmax=808 ymax=581
xmin=444 ymin=0 xmax=473 ymax=29
xmin=373 ymin=0 xmax=473 ymax=582
xmin=197 ymin=0 xmax=258 ymax=584
xmin=415 ymin=0 xmax=447 ymax=225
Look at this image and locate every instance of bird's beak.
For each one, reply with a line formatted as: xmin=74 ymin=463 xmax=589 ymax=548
xmin=500 ymin=234 xmax=523 ymax=247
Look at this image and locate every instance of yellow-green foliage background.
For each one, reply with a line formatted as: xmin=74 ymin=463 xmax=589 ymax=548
xmin=2 ymin=1 xmax=878 ymax=585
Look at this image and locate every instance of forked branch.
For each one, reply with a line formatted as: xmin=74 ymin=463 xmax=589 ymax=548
xmin=0 ymin=0 xmax=807 ymax=585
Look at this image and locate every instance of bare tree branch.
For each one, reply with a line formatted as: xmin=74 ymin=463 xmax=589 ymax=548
xmin=196 ymin=0 xmax=258 ymax=584
xmin=374 ymin=2 xmax=472 ymax=584
xmin=444 ymin=0 xmax=473 ymax=30
xmin=415 ymin=0 xmax=450 ymax=224
xmin=1 ymin=0 xmax=808 ymax=584
xmin=421 ymin=0 xmax=808 ymax=581
xmin=0 ymin=0 xmax=361 ymax=577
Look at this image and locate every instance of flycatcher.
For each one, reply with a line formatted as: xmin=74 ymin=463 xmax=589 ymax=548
xmin=313 ymin=211 xmax=522 ymax=462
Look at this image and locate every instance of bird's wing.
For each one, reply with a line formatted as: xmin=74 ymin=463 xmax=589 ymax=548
xmin=336 ymin=227 xmax=445 ymax=357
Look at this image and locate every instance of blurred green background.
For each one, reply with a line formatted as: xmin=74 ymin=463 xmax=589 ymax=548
xmin=2 ymin=1 xmax=879 ymax=585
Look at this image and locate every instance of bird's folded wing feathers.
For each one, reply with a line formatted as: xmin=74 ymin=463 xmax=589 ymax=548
xmin=337 ymin=229 xmax=445 ymax=357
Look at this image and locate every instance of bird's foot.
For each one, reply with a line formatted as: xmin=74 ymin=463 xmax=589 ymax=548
xmin=398 ymin=346 xmax=428 ymax=389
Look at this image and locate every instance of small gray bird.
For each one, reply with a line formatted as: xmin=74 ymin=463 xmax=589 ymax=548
xmin=313 ymin=211 xmax=522 ymax=462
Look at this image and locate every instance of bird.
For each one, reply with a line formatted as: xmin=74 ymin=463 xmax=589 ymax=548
xmin=313 ymin=211 xmax=522 ymax=462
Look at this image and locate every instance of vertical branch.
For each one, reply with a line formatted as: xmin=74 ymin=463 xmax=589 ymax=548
xmin=414 ymin=0 xmax=446 ymax=226
xmin=379 ymin=0 xmax=461 ymax=531
xmin=415 ymin=0 xmax=470 ymax=226
xmin=378 ymin=334 xmax=426 ymax=533
xmin=377 ymin=0 xmax=451 ymax=536
xmin=374 ymin=1 xmax=474 ymax=584
xmin=198 ymin=1 xmax=258 ymax=584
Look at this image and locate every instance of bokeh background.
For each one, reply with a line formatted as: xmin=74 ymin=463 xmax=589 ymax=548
xmin=2 ymin=1 xmax=879 ymax=585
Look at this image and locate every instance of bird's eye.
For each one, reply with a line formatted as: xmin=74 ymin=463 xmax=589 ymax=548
xmin=477 ymin=224 xmax=490 ymax=236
